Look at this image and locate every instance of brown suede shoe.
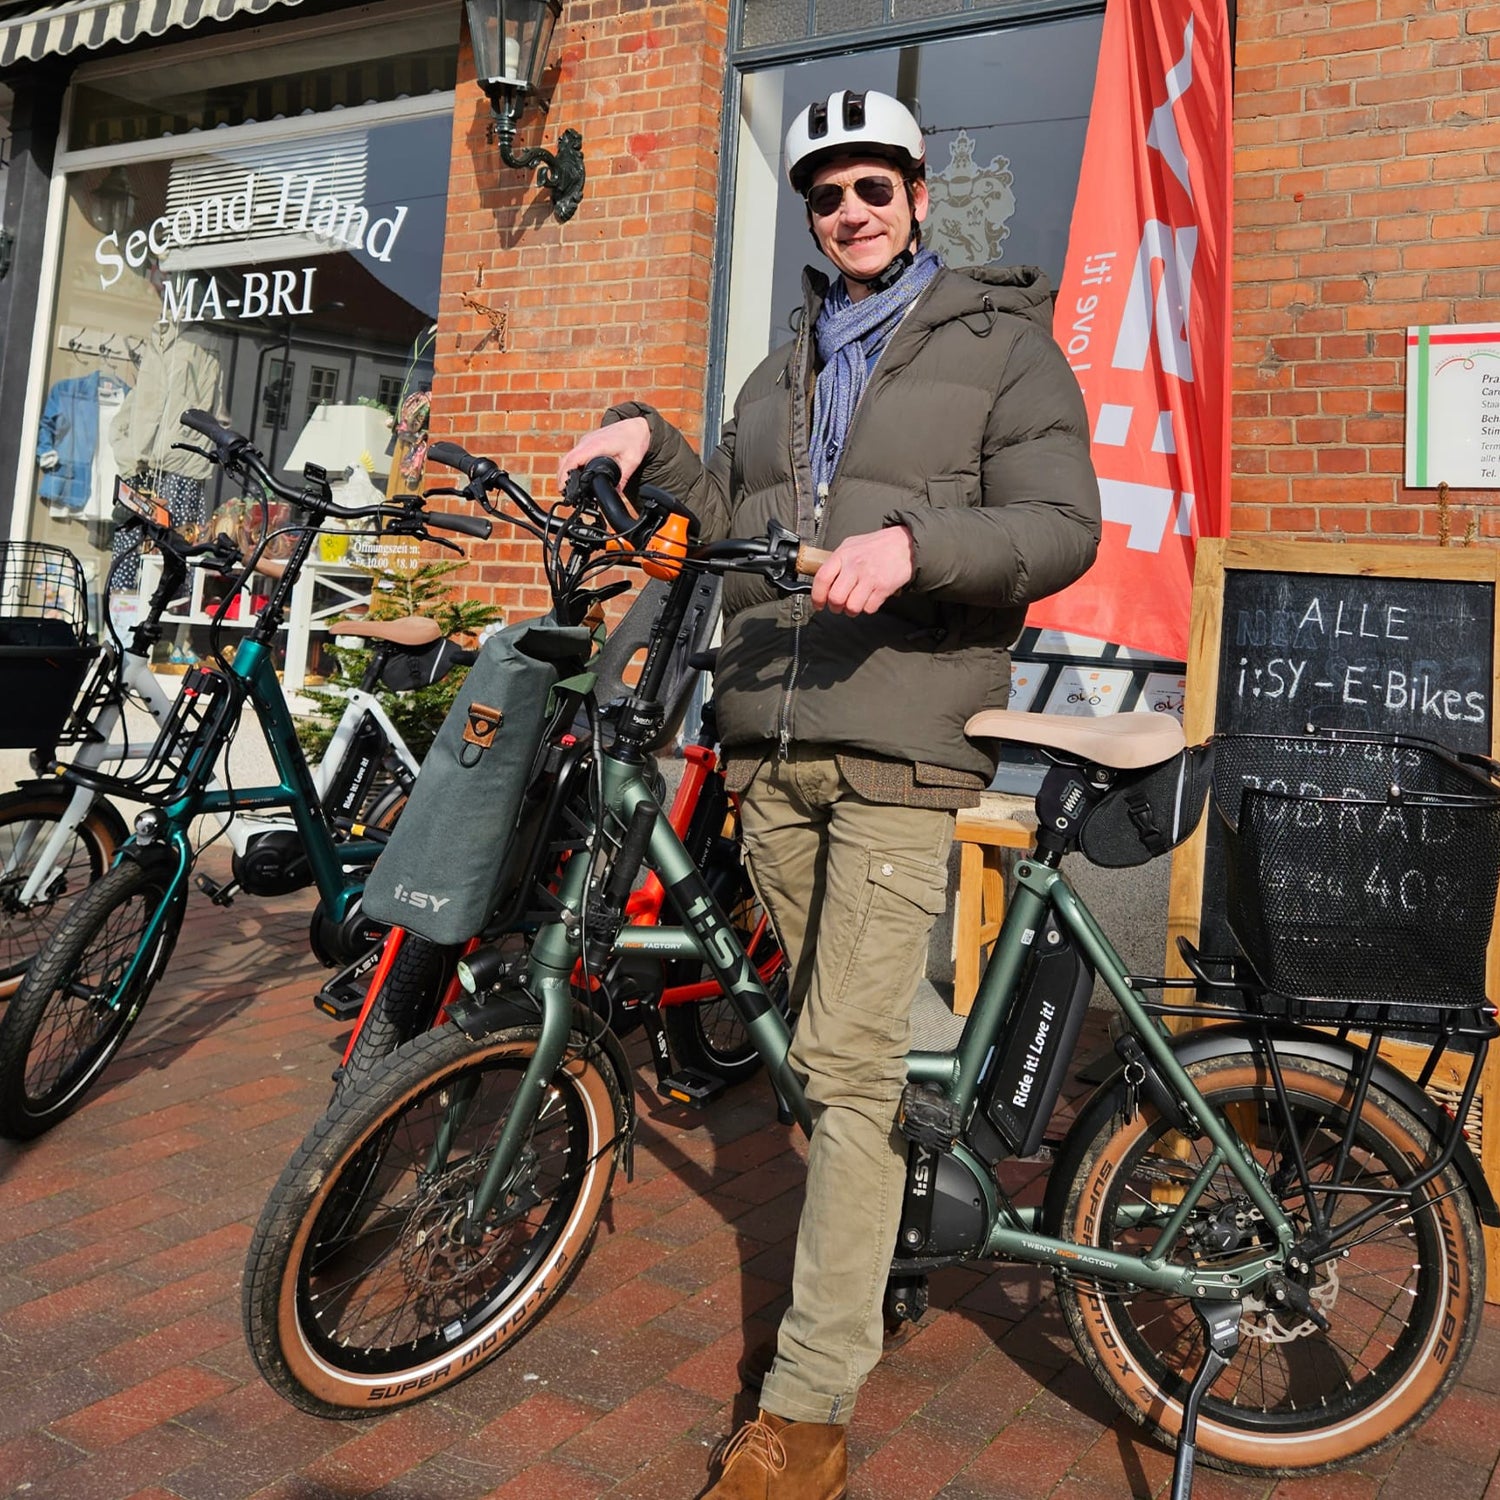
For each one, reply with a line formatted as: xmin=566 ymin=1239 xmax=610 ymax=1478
xmin=701 ymin=1411 xmax=846 ymax=1500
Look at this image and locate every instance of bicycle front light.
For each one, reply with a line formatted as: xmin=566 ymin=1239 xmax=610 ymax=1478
xmin=133 ymin=809 xmax=165 ymax=845
xmin=456 ymin=942 xmax=510 ymax=995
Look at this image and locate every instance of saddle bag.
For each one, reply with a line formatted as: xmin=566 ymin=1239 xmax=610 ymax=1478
xmin=1076 ymin=742 xmax=1214 ymax=868
xmin=360 ymin=616 xmax=592 ymax=945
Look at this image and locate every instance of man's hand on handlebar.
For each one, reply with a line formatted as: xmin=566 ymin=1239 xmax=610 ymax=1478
xmin=555 ymin=418 xmax=651 ymax=496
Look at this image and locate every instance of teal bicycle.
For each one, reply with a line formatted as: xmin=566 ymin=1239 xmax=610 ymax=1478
xmin=0 ymin=410 xmax=491 ymax=1140
xmin=243 ymin=452 xmax=1498 ymax=1497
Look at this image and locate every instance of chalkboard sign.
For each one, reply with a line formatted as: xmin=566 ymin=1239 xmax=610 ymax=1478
xmin=1216 ymin=570 xmax=1493 ymax=749
xmin=1168 ymin=537 xmax=1500 ymax=978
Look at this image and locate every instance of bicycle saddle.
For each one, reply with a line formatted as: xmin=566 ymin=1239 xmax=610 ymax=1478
xmin=964 ymin=709 xmax=1185 ymax=770
xmin=331 ymin=616 xmax=443 ymax=648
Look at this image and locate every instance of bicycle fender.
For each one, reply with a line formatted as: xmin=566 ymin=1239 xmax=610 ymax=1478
xmin=117 ymin=837 xmax=183 ymax=881
xmin=1042 ymin=1021 xmax=1500 ymax=1232
xmin=3 ymin=780 xmax=132 ymax=850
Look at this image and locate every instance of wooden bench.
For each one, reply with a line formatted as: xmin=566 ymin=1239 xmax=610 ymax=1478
xmin=951 ymin=791 xmax=1037 ymax=1015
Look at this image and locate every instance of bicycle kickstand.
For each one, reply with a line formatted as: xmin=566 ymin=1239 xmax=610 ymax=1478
xmin=1169 ymin=1299 xmax=1242 ymax=1500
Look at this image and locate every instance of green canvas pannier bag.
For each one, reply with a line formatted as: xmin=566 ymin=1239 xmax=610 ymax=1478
xmin=360 ymin=615 xmax=591 ymax=944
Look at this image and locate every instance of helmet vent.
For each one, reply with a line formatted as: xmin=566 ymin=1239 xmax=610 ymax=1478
xmin=808 ymin=101 xmax=828 ymax=139
xmin=843 ymin=91 xmax=867 ymax=129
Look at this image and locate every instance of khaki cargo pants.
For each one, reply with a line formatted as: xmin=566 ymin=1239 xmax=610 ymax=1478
xmin=738 ymin=746 xmax=953 ymax=1425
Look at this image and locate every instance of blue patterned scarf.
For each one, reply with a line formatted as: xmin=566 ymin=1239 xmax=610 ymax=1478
xmin=809 ymin=248 xmax=943 ymax=511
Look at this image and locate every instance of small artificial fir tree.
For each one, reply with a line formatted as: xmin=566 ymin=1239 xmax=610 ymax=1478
xmin=297 ymin=558 xmax=503 ymax=762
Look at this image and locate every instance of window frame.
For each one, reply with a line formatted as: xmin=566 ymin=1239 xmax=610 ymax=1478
xmin=8 ymin=0 xmax=456 ymax=546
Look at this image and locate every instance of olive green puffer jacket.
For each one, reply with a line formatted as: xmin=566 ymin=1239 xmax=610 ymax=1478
xmin=607 ymin=262 xmax=1101 ymax=778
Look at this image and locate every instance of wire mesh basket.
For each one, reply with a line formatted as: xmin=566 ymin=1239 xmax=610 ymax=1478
xmin=1214 ymin=732 xmax=1500 ymax=1020
xmin=0 ymin=541 xmax=97 ymax=750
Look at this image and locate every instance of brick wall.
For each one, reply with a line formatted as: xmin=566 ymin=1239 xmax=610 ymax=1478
xmin=1232 ymin=0 xmax=1500 ymax=542
xmin=428 ymin=0 xmax=728 ymax=613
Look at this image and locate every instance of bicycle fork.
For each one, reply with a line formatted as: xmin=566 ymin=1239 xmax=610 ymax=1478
xmin=450 ymin=757 xmax=809 ymax=1237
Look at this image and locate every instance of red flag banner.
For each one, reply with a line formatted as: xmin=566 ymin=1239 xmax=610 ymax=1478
xmin=1027 ymin=0 xmax=1233 ymax=661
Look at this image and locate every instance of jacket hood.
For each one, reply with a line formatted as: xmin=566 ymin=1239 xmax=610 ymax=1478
xmin=802 ymin=260 xmax=1055 ymax=336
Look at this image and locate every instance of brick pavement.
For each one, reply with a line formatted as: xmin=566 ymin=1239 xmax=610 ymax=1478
xmin=2 ymin=863 xmax=1500 ymax=1500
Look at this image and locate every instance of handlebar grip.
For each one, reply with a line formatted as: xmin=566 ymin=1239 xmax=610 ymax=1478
xmin=180 ymin=408 xmax=247 ymax=452
xmin=428 ymin=441 xmax=480 ymax=477
xmin=426 ymin=509 xmax=492 ymax=540
xmin=796 ymin=544 xmax=832 ymax=576
xmin=578 ymin=458 xmax=636 ymax=535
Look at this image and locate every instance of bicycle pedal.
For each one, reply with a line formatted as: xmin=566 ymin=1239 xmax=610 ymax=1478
xmin=313 ymin=979 xmax=366 ymax=1022
xmin=657 ymin=1069 xmax=727 ymax=1109
xmin=195 ymin=873 xmax=236 ymax=906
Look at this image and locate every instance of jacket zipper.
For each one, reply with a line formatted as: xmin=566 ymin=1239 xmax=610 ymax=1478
xmin=778 ymin=310 xmax=819 ymax=759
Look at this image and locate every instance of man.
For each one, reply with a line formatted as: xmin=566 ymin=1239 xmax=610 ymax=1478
xmin=558 ymin=88 xmax=1100 ymax=1500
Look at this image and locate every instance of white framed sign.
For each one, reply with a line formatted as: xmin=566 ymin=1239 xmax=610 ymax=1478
xmin=1406 ymin=323 xmax=1500 ymax=488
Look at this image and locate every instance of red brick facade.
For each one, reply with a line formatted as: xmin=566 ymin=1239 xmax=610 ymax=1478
xmin=429 ymin=0 xmax=1500 ymax=620
xmin=1232 ymin=0 xmax=1500 ymax=542
xmin=428 ymin=1 xmax=728 ymax=614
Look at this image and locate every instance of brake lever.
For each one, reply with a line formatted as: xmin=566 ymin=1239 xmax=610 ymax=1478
xmin=383 ymin=507 xmax=465 ymax=556
xmin=172 ymin=441 xmax=218 ymax=464
xmin=765 ymin=518 xmax=814 ymax=595
xmin=199 ymin=533 xmax=245 ymax=576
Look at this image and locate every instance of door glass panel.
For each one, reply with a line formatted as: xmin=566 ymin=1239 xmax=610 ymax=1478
xmin=721 ymin=15 xmax=1102 ymax=417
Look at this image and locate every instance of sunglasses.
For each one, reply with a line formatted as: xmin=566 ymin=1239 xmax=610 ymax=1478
xmin=805 ymin=175 xmax=899 ymax=218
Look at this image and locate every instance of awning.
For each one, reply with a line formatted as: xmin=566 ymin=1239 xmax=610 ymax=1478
xmin=0 ymin=0 xmax=306 ymax=69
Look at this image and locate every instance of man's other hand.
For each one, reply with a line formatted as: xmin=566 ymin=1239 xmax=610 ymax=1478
xmin=810 ymin=526 xmax=915 ymax=615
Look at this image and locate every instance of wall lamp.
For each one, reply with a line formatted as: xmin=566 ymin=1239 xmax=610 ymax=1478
xmin=465 ymin=0 xmax=585 ymax=223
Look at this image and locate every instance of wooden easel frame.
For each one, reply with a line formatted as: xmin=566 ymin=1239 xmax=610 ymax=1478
xmin=1167 ymin=536 xmax=1500 ymax=1292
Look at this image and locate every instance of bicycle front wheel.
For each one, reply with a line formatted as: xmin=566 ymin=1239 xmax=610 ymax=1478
xmin=0 ymin=785 xmax=124 ymax=1000
xmin=0 ymin=857 xmax=183 ymax=1139
xmin=243 ymin=1023 xmax=626 ymax=1417
xmin=1054 ymin=1050 xmax=1483 ymax=1475
xmin=334 ymin=930 xmax=456 ymax=1098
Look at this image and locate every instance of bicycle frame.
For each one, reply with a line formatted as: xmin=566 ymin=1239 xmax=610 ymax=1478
xmin=139 ymin=635 xmax=388 ymax=917
xmin=450 ymin=734 xmax=1301 ymax=1308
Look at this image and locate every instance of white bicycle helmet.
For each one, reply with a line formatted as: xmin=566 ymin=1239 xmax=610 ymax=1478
xmin=785 ymin=89 xmax=925 ymax=194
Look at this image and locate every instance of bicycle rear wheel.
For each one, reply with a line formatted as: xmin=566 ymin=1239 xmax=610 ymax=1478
xmin=0 ymin=786 xmax=124 ymax=999
xmin=1054 ymin=1050 xmax=1483 ymax=1475
xmin=243 ymin=1023 xmax=625 ymax=1417
xmin=0 ymin=857 xmax=183 ymax=1138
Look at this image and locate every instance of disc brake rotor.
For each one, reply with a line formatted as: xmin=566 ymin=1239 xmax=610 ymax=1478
xmin=1239 ymin=1262 xmax=1340 ymax=1344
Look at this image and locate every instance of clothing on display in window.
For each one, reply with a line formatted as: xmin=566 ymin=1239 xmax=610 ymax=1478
xmin=107 ymin=325 xmax=224 ymax=595
xmin=35 ymin=370 xmax=133 ymax=517
xmin=109 ymin=323 xmax=223 ymax=481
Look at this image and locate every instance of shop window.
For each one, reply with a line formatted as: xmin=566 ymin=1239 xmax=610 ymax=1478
xmin=307 ymin=367 xmax=340 ymax=418
xmin=719 ymin=16 xmax=1102 ymax=415
xmin=26 ymin=3 xmax=455 ymax=682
